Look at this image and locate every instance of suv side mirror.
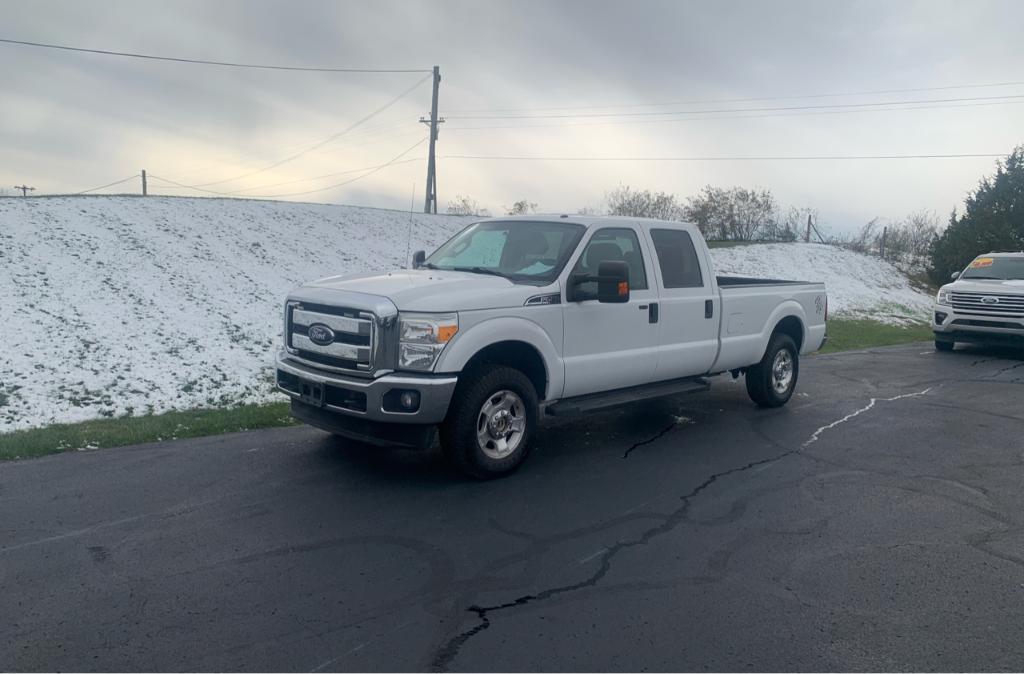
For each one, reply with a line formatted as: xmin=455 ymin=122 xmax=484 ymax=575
xmin=950 ymin=271 xmax=960 ymax=280
xmin=412 ymin=250 xmax=426 ymax=269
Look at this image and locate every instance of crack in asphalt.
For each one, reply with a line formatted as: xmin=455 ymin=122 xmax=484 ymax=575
xmin=622 ymin=421 xmax=677 ymax=459
xmin=429 ymin=385 xmax=935 ymax=671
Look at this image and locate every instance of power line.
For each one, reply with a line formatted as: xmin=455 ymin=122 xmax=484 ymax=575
xmin=184 ymin=73 xmax=431 ymax=188
xmin=445 ymin=94 xmax=1024 ymax=121
xmin=442 ymin=153 xmax=1009 ymax=162
xmin=223 ymin=150 xmax=425 ymax=194
xmin=72 ymin=174 xmax=142 ymax=194
xmin=0 ymin=37 xmax=431 ymax=73
xmin=148 ymin=136 xmax=426 ymax=199
xmin=445 ymin=99 xmax=1024 ymax=132
xmin=444 ymin=78 xmax=1024 ymax=114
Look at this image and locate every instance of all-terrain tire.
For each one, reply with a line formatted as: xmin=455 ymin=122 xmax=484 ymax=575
xmin=934 ymin=338 xmax=955 ymax=352
xmin=439 ymin=365 xmax=539 ymax=479
xmin=746 ymin=333 xmax=799 ymax=408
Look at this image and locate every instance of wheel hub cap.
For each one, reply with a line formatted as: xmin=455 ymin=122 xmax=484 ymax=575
xmin=771 ymin=350 xmax=794 ymax=394
xmin=476 ymin=390 xmax=526 ymax=460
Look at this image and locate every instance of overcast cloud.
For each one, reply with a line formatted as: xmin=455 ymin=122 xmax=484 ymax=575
xmin=2 ymin=0 xmax=1022 ymax=231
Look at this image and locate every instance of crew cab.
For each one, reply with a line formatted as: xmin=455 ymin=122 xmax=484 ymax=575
xmin=275 ymin=215 xmax=827 ymax=477
xmin=934 ymin=252 xmax=1024 ymax=350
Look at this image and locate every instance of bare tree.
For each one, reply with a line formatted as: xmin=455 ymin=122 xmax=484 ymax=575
xmin=504 ymin=199 xmax=538 ymax=216
xmin=446 ymin=194 xmax=491 ymax=217
xmin=684 ymin=186 xmax=779 ymax=241
xmin=606 ymin=185 xmax=687 ymax=221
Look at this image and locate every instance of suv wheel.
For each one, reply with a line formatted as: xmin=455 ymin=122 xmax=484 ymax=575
xmin=934 ymin=338 xmax=954 ymax=352
xmin=440 ymin=365 xmax=538 ymax=478
xmin=746 ymin=333 xmax=799 ymax=408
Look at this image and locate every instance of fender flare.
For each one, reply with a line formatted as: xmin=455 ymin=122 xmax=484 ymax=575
xmin=758 ymin=300 xmax=808 ymax=356
xmin=434 ymin=316 xmax=564 ymax=399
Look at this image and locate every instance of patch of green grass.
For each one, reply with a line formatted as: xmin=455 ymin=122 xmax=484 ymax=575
xmin=0 ymin=402 xmax=297 ymax=461
xmin=706 ymin=239 xmax=772 ymax=249
xmin=819 ymin=318 xmax=933 ymax=354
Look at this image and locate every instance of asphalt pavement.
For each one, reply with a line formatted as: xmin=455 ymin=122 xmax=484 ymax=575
xmin=2 ymin=343 xmax=1024 ymax=672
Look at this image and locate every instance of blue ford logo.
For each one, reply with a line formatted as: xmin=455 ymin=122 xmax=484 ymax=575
xmin=307 ymin=323 xmax=335 ymax=346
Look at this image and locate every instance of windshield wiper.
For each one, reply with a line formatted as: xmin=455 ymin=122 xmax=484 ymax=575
xmin=419 ymin=262 xmax=440 ymax=270
xmin=964 ymin=275 xmax=1001 ymax=280
xmin=451 ymin=266 xmax=511 ymax=279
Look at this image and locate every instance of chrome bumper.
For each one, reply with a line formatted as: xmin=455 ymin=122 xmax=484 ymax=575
xmin=933 ymin=305 xmax=1024 ymax=341
xmin=275 ymin=350 xmax=457 ymax=424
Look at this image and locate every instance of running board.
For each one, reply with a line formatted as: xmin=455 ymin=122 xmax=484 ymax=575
xmin=545 ymin=377 xmax=710 ymax=417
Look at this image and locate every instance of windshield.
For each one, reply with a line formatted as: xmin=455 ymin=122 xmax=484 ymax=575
xmin=424 ymin=220 xmax=586 ymax=284
xmin=961 ymin=256 xmax=1024 ymax=280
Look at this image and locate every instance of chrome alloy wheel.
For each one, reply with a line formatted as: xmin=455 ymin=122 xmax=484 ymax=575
xmin=771 ymin=349 xmax=794 ymax=395
xmin=476 ymin=390 xmax=527 ymax=459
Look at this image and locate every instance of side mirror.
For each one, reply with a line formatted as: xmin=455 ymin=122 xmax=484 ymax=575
xmin=412 ymin=250 xmax=426 ymax=269
xmin=950 ymin=271 xmax=960 ymax=280
xmin=568 ymin=260 xmax=631 ymax=303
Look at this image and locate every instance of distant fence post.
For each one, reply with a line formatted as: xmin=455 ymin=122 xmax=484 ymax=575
xmin=141 ymin=170 xmax=147 ymax=196
xmin=880 ymin=226 xmax=887 ymax=259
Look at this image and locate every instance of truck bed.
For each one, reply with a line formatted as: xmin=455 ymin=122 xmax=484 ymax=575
xmin=716 ymin=275 xmax=815 ymax=288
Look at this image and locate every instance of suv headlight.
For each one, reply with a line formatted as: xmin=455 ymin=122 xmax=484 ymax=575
xmin=936 ymin=288 xmax=953 ymax=306
xmin=397 ymin=313 xmax=458 ymax=371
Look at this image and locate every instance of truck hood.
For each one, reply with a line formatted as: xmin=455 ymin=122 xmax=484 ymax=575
xmin=303 ymin=269 xmax=550 ymax=312
xmin=949 ymin=279 xmax=1024 ymax=294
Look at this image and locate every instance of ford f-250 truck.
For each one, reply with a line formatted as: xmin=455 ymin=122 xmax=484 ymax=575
xmin=275 ymin=215 xmax=827 ymax=477
xmin=934 ymin=252 xmax=1024 ymax=350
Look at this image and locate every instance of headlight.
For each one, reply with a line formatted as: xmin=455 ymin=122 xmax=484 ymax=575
xmin=936 ymin=288 xmax=952 ymax=306
xmin=397 ymin=313 xmax=458 ymax=371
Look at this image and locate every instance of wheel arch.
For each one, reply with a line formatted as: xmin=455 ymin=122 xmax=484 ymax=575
xmin=434 ymin=317 xmax=561 ymax=400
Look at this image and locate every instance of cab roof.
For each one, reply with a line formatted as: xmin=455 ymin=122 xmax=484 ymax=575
xmin=482 ymin=213 xmax=696 ymax=229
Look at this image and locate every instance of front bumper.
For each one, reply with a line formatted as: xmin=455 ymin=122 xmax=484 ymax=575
xmin=275 ymin=350 xmax=457 ymax=424
xmin=933 ymin=305 xmax=1024 ymax=344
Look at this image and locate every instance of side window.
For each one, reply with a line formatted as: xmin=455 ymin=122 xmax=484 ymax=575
xmin=650 ymin=228 xmax=704 ymax=288
xmin=571 ymin=228 xmax=648 ymax=299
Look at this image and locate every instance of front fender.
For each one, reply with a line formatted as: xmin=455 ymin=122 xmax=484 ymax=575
xmin=434 ymin=315 xmax=564 ymax=400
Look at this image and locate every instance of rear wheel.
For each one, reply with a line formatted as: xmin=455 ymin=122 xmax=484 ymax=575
xmin=440 ymin=365 xmax=538 ymax=478
xmin=746 ymin=333 xmax=799 ymax=408
xmin=934 ymin=338 xmax=954 ymax=352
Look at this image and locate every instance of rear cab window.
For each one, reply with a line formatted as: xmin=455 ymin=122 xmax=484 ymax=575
xmin=650 ymin=228 xmax=705 ymax=288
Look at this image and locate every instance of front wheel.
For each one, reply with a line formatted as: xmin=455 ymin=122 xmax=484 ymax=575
xmin=746 ymin=333 xmax=799 ymax=408
xmin=934 ymin=338 xmax=954 ymax=352
xmin=440 ymin=365 xmax=538 ymax=478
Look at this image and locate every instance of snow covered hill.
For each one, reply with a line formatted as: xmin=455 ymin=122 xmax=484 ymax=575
xmin=0 ymin=196 xmax=932 ymax=432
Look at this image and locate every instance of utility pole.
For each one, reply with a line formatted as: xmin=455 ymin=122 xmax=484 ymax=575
xmin=880 ymin=226 xmax=888 ymax=259
xmin=141 ymin=170 xmax=147 ymax=196
xmin=13 ymin=185 xmax=35 ymax=197
xmin=805 ymin=213 xmax=812 ymax=243
xmin=419 ymin=65 xmax=443 ymax=214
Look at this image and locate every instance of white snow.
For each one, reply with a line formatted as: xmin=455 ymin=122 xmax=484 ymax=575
xmin=711 ymin=242 xmax=933 ymax=324
xmin=0 ymin=197 xmax=932 ymax=432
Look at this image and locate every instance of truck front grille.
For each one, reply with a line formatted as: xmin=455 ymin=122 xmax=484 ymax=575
xmin=287 ymin=302 xmax=375 ymax=375
xmin=950 ymin=292 xmax=1024 ymax=318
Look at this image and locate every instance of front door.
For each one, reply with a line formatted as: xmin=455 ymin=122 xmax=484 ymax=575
xmin=561 ymin=226 xmax=660 ymax=398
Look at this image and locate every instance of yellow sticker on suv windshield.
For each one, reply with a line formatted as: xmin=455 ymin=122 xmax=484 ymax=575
xmin=969 ymin=257 xmax=994 ymax=268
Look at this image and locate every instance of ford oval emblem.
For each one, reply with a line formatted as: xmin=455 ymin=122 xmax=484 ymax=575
xmin=981 ymin=296 xmax=999 ymax=304
xmin=307 ymin=323 xmax=335 ymax=346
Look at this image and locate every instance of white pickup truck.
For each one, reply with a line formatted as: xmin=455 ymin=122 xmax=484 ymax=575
xmin=933 ymin=252 xmax=1024 ymax=350
xmin=275 ymin=215 xmax=827 ymax=477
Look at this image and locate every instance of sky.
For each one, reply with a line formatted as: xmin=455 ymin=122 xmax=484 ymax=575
xmin=2 ymin=0 xmax=1022 ymax=233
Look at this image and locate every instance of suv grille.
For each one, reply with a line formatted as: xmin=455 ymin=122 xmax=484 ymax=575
xmin=287 ymin=303 xmax=374 ymax=374
xmin=950 ymin=292 xmax=1024 ymax=317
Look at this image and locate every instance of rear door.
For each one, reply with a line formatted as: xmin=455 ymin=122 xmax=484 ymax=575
xmin=560 ymin=226 xmax=660 ymax=398
xmin=643 ymin=225 xmax=720 ymax=379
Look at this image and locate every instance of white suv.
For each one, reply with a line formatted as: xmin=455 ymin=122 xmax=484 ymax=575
xmin=934 ymin=252 xmax=1024 ymax=351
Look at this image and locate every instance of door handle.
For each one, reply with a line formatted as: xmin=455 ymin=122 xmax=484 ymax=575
xmin=649 ymin=302 xmax=659 ymax=324
xmin=705 ymin=299 xmax=714 ymax=319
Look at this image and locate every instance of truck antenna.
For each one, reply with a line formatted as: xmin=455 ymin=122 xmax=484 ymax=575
xmin=405 ymin=182 xmax=416 ymax=267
